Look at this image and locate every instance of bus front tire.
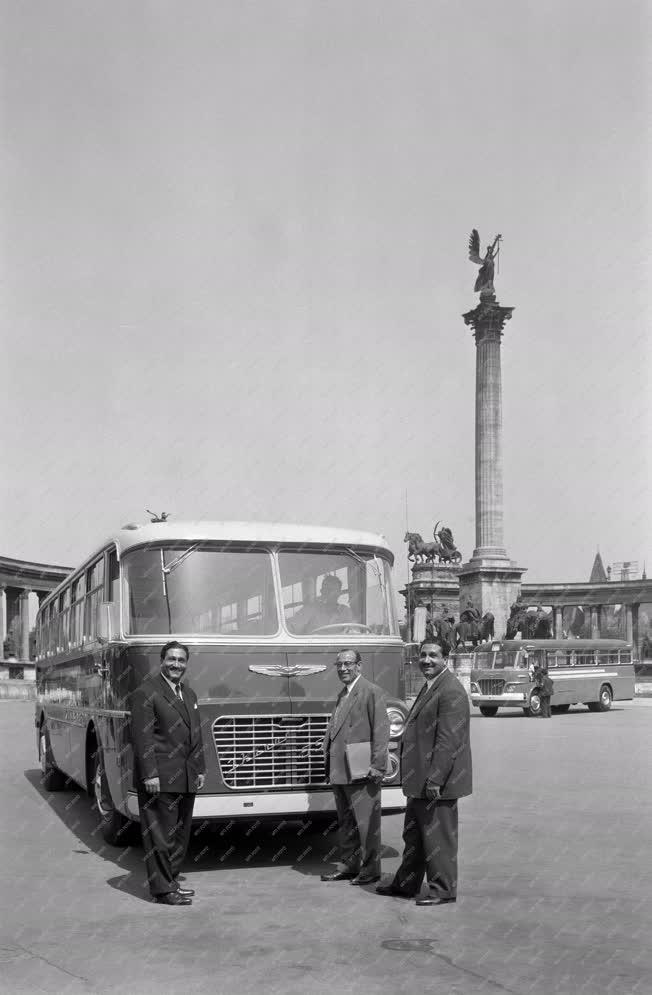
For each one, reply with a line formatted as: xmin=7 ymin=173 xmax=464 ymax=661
xmin=588 ymin=685 xmax=613 ymax=713
xmin=93 ymin=752 xmax=139 ymax=846
xmin=479 ymin=706 xmax=499 ymax=717
xmin=39 ymin=726 xmax=68 ymax=792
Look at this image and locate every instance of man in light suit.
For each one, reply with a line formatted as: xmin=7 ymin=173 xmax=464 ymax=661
xmin=320 ymin=649 xmax=390 ymax=886
xmin=131 ymin=641 xmax=206 ymax=905
xmin=377 ymin=640 xmax=472 ymax=906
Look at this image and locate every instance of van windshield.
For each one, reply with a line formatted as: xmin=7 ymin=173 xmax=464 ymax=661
xmin=123 ymin=545 xmax=278 ymax=636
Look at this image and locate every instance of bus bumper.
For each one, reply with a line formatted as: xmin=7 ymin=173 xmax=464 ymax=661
xmin=126 ymin=786 xmax=406 ymax=820
xmin=471 ymin=693 xmax=527 ymax=707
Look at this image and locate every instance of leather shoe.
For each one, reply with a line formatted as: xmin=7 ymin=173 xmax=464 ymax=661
xmin=320 ymin=871 xmax=357 ymax=882
xmin=154 ymin=892 xmax=192 ymax=906
xmin=176 ymin=887 xmax=195 ymax=897
xmin=376 ymin=884 xmax=414 ymax=899
xmin=350 ymin=875 xmax=381 ymax=886
xmin=415 ymin=896 xmax=457 ymax=906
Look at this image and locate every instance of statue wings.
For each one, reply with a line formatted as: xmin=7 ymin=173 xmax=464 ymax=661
xmin=468 ymin=229 xmax=483 ymax=265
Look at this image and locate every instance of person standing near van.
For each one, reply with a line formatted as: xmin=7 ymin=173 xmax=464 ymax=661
xmin=532 ymin=665 xmax=554 ymax=718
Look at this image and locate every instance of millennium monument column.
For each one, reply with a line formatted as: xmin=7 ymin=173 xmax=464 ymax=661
xmin=458 ymin=230 xmax=525 ymax=638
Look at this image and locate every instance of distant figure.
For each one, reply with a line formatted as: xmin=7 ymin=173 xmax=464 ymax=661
xmin=288 ymin=575 xmax=353 ymax=634
xmin=532 ymin=665 xmax=554 ymax=718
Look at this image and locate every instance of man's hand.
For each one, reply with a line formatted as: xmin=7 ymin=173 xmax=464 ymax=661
xmin=195 ymin=773 xmax=205 ymax=791
xmin=143 ymin=777 xmax=160 ymax=795
xmin=425 ymin=784 xmax=441 ymax=802
xmin=367 ymin=768 xmax=385 ymax=784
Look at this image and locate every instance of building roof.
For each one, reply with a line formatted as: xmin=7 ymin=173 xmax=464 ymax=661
xmin=589 ymin=551 xmax=607 ymax=584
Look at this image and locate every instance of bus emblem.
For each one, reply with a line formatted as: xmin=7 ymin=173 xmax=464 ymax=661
xmin=249 ymin=663 xmax=327 ymax=677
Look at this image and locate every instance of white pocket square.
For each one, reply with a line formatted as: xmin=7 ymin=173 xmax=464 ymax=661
xmin=194 ymin=703 xmax=198 ymax=709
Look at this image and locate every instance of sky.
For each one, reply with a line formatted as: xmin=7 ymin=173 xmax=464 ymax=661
xmin=1 ymin=0 xmax=650 ymax=591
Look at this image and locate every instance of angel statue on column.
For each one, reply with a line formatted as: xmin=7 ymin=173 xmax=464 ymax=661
xmin=468 ymin=229 xmax=502 ymax=295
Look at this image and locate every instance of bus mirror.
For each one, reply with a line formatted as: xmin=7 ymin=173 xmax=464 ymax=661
xmin=412 ymin=606 xmax=427 ymax=643
xmin=96 ymin=602 xmax=118 ymax=643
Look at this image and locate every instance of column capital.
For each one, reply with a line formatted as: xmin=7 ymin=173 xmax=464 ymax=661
xmin=463 ymin=296 xmax=514 ymax=341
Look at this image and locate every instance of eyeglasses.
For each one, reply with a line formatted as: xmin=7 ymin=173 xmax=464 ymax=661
xmin=336 ymin=663 xmax=358 ymax=669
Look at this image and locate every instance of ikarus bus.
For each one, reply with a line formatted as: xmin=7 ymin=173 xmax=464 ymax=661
xmin=34 ymin=521 xmax=409 ymax=843
xmin=466 ymin=639 xmax=635 ymax=717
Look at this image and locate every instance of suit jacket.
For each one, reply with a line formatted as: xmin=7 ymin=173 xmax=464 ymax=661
xmin=400 ymin=668 xmax=472 ymax=800
xmin=130 ymin=673 xmax=206 ymax=793
xmin=322 ymin=676 xmax=390 ymax=785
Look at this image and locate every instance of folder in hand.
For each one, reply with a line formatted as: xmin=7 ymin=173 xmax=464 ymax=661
xmin=345 ymin=741 xmax=372 ymax=781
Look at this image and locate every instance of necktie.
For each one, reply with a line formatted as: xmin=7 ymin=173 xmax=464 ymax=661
xmin=332 ymin=690 xmax=347 ymax=726
xmin=176 ymin=684 xmax=183 ymax=700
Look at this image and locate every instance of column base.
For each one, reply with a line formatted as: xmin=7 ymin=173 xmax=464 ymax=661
xmin=458 ymin=556 xmax=527 ymax=641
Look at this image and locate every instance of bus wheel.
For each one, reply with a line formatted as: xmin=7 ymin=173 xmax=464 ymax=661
xmin=93 ymin=752 xmax=139 ymax=846
xmin=588 ymin=685 xmax=613 ymax=713
xmin=479 ymin=706 xmax=499 ymax=717
xmin=39 ymin=725 xmax=68 ymax=792
xmin=552 ymin=704 xmax=570 ymax=714
xmin=527 ymin=693 xmax=542 ymax=717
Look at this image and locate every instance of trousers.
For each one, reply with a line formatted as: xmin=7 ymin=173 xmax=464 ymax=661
xmin=392 ymin=797 xmax=459 ymax=899
xmin=137 ymin=790 xmax=196 ymax=896
xmin=538 ymin=695 xmax=552 ymax=717
xmin=332 ymin=783 xmax=382 ymax=879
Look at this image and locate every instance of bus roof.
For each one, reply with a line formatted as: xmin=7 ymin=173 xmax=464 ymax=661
xmin=109 ymin=520 xmax=394 ymax=557
xmin=485 ymin=639 xmax=632 ymax=650
xmin=38 ymin=521 xmax=395 ymax=610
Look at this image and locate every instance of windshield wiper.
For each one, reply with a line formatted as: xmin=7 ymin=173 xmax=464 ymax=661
xmin=162 ymin=544 xmax=200 ymax=575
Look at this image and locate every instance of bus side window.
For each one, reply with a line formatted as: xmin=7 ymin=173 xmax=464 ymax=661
xmin=108 ymin=548 xmax=119 ymax=605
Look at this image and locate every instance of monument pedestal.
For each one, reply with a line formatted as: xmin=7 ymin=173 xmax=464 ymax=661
xmin=458 ymin=553 xmax=526 ymax=641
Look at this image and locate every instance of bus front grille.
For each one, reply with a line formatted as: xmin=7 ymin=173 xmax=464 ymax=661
xmin=478 ymin=679 xmax=505 ymax=696
xmin=213 ymin=715 xmax=330 ymax=790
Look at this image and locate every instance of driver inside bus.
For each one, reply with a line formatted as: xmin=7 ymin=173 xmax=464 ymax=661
xmin=288 ymin=575 xmax=353 ymax=635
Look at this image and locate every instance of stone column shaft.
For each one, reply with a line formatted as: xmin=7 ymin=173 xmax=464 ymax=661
xmin=590 ymin=607 xmax=600 ymax=640
xmin=554 ymin=607 xmax=563 ymax=639
xmin=0 ymin=587 xmax=5 ymax=661
xmin=20 ymin=591 xmax=31 ymax=662
xmin=475 ymin=331 xmax=505 ymax=555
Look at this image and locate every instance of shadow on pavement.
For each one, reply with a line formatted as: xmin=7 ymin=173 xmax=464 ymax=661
xmin=24 ymin=768 xmax=399 ymax=899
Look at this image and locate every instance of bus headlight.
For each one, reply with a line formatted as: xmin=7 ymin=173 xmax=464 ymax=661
xmin=470 ymin=682 xmax=479 ymax=694
xmin=503 ymin=684 xmax=522 ymax=693
xmin=386 ymin=707 xmax=405 ymax=738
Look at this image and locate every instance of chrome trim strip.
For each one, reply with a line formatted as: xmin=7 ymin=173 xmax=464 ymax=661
xmin=126 ymin=786 xmax=406 ymax=819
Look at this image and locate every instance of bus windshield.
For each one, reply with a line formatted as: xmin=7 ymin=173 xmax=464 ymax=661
xmin=121 ymin=543 xmax=397 ymax=637
xmin=123 ymin=545 xmax=279 ymax=636
xmin=491 ymin=649 xmax=529 ymax=669
xmin=279 ymin=548 xmax=396 ymax=636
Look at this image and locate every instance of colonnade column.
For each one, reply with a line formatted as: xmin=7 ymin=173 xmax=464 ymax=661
xmin=553 ymin=607 xmax=563 ymax=639
xmin=19 ymin=590 xmax=31 ymax=661
xmin=0 ymin=586 xmax=5 ymax=661
xmin=590 ymin=607 xmax=600 ymax=640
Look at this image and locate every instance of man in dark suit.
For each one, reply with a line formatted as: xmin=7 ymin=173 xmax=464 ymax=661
xmin=320 ymin=649 xmax=390 ymax=886
xmin=377 ymin=640 xmax=472 ymax=906
xmin=131 ymin=641 xmax=206 ymax=905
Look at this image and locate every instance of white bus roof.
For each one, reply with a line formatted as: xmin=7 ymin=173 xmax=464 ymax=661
xmin=109 ymin=520 xmax=394 ymax=557
xmin=38 ymin=521 xmax=395 ymax=610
